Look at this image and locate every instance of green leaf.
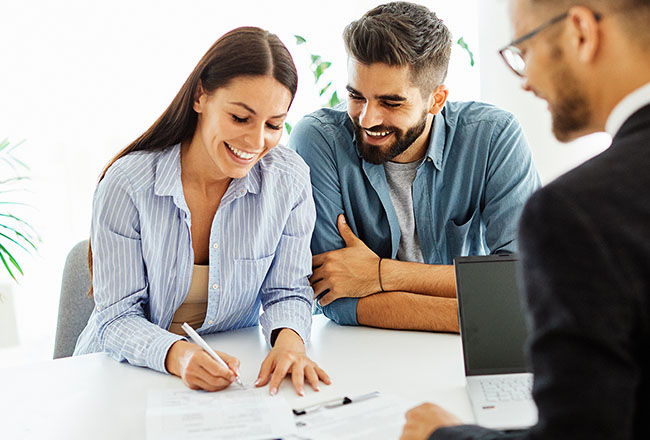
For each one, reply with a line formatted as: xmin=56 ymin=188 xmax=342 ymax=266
xmin=0 ymin=251 xmax=17 ymax=281
xmin=0 ymin=244 xmax=22 ymax=280
xmin=0 ymin=176 xmax=30 ymax=186
xmin=0 ymin=230 xmax=31 ymax=254
xmin=328 ymin=91 xmax=341 ymax=108
xmin=0 ymin=224 xmax=37 ymax=250
xmin=319 ymin=81 xmax=332 ymax=97
xmin=456 ymin=37 xmax=475 ymax=67
xmin=0 ymin=201 xmax=29 ymax=207
xmin=314 ymin=61 xmax=331 ymax=82
xmin=284 ymin=122 xmax=292 ymax=135
xmin=0 ymin=213 xmax=38 ymax=232
xmin=294 ymin=35 xmax=307 ymax=45
xmin=310 ymin=54 xmax=322 ymax=65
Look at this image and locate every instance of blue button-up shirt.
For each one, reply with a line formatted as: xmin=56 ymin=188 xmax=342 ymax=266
xmin=74 ymin=144 xmax=315 ymax=373
xmin=289 ymin=101 xmax=540 ymax=325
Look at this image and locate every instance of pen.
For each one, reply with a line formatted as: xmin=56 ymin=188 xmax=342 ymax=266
xmin=293 ymin=391 xmax=380 ymax=415
xmin=181 ymin=322 xmax=244 ymax=388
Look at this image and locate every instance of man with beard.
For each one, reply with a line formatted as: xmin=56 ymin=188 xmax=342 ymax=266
xmin=289 ymin=1 xmax=540 ymax=331
xmin=401 ymin=0 xmax=650 ymax=438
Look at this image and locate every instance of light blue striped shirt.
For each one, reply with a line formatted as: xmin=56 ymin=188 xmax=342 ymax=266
xmin=74 ymin=144 xmax=316 ymax=373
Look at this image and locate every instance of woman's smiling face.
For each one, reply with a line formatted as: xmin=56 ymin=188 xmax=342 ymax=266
xmin=191 ymin=75 xmax=292 ymax=180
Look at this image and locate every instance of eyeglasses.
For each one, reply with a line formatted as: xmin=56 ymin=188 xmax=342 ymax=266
xmin=498 ymin=12 xmax=602 ymax=77
xmin=498 ymin=12 xmax=568 ymax=77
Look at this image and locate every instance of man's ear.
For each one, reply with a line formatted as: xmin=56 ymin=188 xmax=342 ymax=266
xmin=428 ymin=84 xmax=449 ymax=115
xmin=567 ymin=6 xmax=601 ymax=64
xmin=193 ymin=80 xmax=205 ymax=114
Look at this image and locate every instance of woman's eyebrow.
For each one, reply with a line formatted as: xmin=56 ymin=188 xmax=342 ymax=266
xmin=229 ymin=101 xmax=287 ymax=119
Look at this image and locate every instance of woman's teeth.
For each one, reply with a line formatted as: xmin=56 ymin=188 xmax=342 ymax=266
xmin=226 ymin=143 xmax=255 ymax=159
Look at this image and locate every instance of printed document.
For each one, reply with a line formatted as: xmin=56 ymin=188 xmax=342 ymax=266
xmin=146 ymin=387 xmax=296 ymax=440
xmin=289 ymin=393 xmax=411 ymax=440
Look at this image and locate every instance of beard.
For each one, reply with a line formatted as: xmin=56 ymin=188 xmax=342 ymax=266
xmin=352 ymin=110 xmax=429 ymax=164
xmin=548 ymin=45 xmax=591 ymax=142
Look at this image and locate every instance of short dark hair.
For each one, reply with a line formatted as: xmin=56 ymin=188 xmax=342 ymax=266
xmin=343 ymin=1 xmax=452 ymax=93
xmin=529 ymin=0 xmax=650 ymax=45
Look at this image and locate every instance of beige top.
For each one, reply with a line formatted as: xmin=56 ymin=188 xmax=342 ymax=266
xmin=168 ymin=265 xmax=209 ymax=336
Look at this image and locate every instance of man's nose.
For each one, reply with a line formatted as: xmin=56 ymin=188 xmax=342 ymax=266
xmin=359 ymin=101 xmax=383 ymax=128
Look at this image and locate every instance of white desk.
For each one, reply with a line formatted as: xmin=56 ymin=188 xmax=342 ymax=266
xmin=0 ymin=315 xmax=474 ymax=439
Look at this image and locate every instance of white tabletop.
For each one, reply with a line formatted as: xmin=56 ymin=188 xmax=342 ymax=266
xmin=0 ymin=315 xmax=474 ymax=439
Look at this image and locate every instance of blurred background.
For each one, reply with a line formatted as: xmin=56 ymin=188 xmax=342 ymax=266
xmin=0 ymin=0 xmax=610 ymax=366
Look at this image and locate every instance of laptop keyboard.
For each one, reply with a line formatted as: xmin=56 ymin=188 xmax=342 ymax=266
xmin=479 ymin=376 xmax=533 ymax=402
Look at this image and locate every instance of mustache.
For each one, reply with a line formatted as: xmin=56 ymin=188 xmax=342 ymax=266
xmin=351 ymin=119 xmax=397 ymax=134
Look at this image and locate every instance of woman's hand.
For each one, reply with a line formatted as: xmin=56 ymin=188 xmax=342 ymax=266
xmin=165 ymin=340 xmax=240 ymax=391
xmin=255 ymin=328 xmax=331 ymax=396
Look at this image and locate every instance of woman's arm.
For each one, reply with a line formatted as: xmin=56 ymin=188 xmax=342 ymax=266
xmin=256 ymin=162 xmax=330 ymax=394
xmin=85 ymin=165 xmax=183 ymax=373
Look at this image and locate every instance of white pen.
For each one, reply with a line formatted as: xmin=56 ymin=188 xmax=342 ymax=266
xmin=181 ymin=322 xmax=244 ymax=388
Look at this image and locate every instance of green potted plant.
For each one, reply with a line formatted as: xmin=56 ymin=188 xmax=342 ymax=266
xmin=0 ymin=138 xmax=38 ymax=282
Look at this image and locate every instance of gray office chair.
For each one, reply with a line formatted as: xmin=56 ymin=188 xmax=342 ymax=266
xmin=53 ymin=239 xmax=94 ymax=359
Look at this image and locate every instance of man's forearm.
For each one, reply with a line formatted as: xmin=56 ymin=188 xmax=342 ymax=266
xmin=356 ymin=291 xmax=459 ymax=332
xmin=380 ymin=260 xmax=456 ymax=298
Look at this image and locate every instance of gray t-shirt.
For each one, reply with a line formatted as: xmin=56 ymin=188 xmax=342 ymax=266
xmin=383 ymin=159 xmax=425 ymax=263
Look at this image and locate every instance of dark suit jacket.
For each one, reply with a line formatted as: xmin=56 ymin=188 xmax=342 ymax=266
xmin=432 ymin=104 xmax=650 ymax=439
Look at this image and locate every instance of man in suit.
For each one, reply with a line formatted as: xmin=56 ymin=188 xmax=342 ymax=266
xmin=401 ymin=0 xmax=650 ymax=438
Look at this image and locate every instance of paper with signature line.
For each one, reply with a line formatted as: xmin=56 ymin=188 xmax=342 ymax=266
xmin=146 ymin=387 xmax=295 ymax=440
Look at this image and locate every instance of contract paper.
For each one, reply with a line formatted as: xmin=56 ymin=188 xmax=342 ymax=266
xmin=146 ymin=387 xmax=296 ymax=440
xmin=288 ymin=392 xmax=411 ymax=440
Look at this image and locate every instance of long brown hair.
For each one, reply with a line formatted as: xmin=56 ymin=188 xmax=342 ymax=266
xmin=88 ymin=26 xmax=298 ymax=295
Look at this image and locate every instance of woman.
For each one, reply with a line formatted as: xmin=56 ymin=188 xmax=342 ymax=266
xmin=74 ymin=27 xmax=330 ymax=396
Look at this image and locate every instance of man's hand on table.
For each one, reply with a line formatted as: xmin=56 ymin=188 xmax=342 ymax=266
xmin=401 ymin=403 xmax=463 ymax=439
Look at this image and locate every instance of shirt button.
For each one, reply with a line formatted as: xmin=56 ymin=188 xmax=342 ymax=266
xmin=212 ymin=243 xmax=219 ymax=249
xmin=427 ymin=157 xmax=432 ymax=162
xmin=212 ymin=284 xmax=218 ymax=290
xmin=96 ymin=306 xmax=101 ymax=311
xmin=208 ymin=320 xmax=213 ymax=325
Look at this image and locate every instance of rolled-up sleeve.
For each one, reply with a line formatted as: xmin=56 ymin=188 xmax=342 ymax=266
xmin=90 ymin=166 xmax=183 ymax=373
xmin=289 ymin=116 xmax=360 ymax=326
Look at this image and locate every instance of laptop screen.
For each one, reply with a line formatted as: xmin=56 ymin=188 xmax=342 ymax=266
xmin=454 ymin=255 xmax=531 ymax=376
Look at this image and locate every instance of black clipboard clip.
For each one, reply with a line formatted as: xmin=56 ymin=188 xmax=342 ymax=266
xmin=292 ymin=391 xmax=380 ymax=416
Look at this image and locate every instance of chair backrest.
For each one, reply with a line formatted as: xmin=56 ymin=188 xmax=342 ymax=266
xmin=53 ymin=239 xmax=94 ymax=359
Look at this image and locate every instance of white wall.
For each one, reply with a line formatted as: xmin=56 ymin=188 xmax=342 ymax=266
xmin=0 ymin=0 xmax=480 ymax=364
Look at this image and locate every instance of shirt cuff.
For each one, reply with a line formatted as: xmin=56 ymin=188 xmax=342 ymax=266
xmin=148 ymin=332 xmax=186 ymax=374
xmin=260 ymin=301 xmax=312 ymax=346
xmin=321 ymin=298 xmax=359 ymax=326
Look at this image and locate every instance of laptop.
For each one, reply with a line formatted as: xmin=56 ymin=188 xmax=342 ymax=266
xmin=454 ymin=254 xmax=538 ymax=431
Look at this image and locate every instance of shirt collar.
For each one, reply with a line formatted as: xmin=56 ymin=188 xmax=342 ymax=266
xmin=228 ymin=160 xmax=261 ymax=197
xmin=425 ymin=110 xmax=446 ymax=171
xmin=154 ymin=143 xmax=183 ymax=198
xmin=606 ymin=81 xmax=650 ymax=136
xmin=153 ymin=143 xmax=261 ymax=203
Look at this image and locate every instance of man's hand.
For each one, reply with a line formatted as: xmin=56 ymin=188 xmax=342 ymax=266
xmin=400 ymin=403 xmax=462 ymax=440
xmin=310 ymin=214 xmax=382 ymax=306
